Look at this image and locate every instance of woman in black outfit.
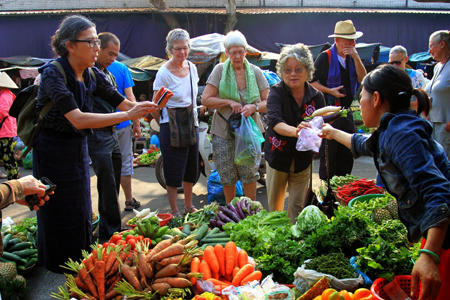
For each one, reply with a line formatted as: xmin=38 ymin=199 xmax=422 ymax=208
xmin=34 ymin=15 xmax=157 ymax=273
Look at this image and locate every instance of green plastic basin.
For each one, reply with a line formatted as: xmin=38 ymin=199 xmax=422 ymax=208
xmin=348 ymin=194 xmax=385 ymax=208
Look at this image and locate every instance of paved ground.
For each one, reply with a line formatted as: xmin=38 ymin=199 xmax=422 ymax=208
xmin=1 ymin=155 xmax=378 ymax=299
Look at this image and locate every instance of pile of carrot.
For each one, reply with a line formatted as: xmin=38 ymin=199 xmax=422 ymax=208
xmin=65 ymin=234 xmax=203 ymax=299
xmin=192 ymin=241 xmax=262 ymax=295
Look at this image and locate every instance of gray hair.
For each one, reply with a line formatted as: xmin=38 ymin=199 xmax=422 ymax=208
xmin=390 ymin=45 xmax=408 ymax=58
xmin=430 ymin=30 xmax=450 ymax=49
xmin=51 ymin=15 xmax=96 ymax=57
xmin=165 ymin=28 xmax=191 ymax=53
xmin=223 ymin=30 xmax=248 ymax=51
xmin=276 ymin=43 xmax=315 ymax=81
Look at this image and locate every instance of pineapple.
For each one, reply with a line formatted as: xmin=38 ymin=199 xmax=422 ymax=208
xmin=13 ymin=275 xmax=26 ymax=288
xmin=372 ymin=207 xmax=393 ymax=224
xmin=384 ymin=199 xmax=399 ymax=219
xmin=0 ymin=262 xmax=17 ymax=281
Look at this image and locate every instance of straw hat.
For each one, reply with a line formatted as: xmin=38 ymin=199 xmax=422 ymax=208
xmin=150 ymin=119 xmax=160 ymax=132
xmin=328 ymin=20 xmax=363 ymax=40
xmin=0 ymin=72 xmax=18 ymax=89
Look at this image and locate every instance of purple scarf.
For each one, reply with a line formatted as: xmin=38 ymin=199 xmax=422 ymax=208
xmin=326 ymin=44 xmax=358 ymax=105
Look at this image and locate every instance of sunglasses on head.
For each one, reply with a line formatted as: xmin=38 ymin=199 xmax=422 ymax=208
xmin=388 ymin=61 xmax=402 ymax=65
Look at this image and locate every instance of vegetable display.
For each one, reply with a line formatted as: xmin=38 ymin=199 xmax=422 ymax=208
xmin=209 ymin=197 xmax=263 ymax=230
xmin=334 ymin=178 xmax=384 ymax=204
xmin=291 ymin=206 xmax=328 ymax=240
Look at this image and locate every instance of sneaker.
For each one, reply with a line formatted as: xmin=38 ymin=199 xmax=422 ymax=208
xmin=125 ymin=198 xmax=141 ymax=211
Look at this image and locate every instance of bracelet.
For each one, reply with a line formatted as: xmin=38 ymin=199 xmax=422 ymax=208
xmin=418 ymin=249 xmax=441 ymax=264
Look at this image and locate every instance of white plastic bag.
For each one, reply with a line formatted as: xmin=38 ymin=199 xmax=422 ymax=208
xmin=296 ymin=117 xmax=324 ymax=152
xmin=293 ymin=260 xmax=364 ymax=293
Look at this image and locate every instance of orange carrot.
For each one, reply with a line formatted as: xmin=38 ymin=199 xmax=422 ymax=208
xmin=102 ymin=252 xmax=109 ymax=263
xmin=154 ymin=264 xmax=181 ymax=278
xmin=207 ymin=278 xmax=232 ymax=287
xmin=138 ymin=252 xmax=153 ymax=278
xmin=74 ymin=276 xmax=89 ymax=293
xmin=224 ymin=241 xmax=237 ymax=275
xmin=199 ymin=260 xmax=212 ymax=280
xmin=232 ymin=266 xmax=240 ymax=279
xmin=151 ymin=283 xmax=171 ymax=296
xmin=219 ymin=277 xmax=233 ymax=286
xmin=147 ymin=236 xmax=178 ymax=260
xmin=238 ymin=250 xmax=248 ymax=268
xmin=92 ymin=249 xmax=98 ymax=265
xmin=121 ymin=264 xmax=143 ymax=291
xmin=240 ymin=271 xmax=262 ymax=286
xmin=150 ymin=243 xmax=184 ymax=262
xmin=105 ymin=274 xmax=120 ymax=289
xmin=212 ymin=270 xmax=220 ymax=280
xmin=190 ymin=257 xmax=201 ymax=285
xmin=231 ymin=264 xmax=254 ymax=287
xmin=105 ymin=289 xmax=120 ymax=300
xmin=84 ymin=255 xmax=95 ymax=272
xmin=131 ymin=266 xmax=139 ymax=279
xmin=78 ymin=267 xmax=98 ymax=298
xmin=214 ymin=244 xmax=226 ymax=277
xmin=124 ymin=253 xmax=134 ymax=266
xmin=95 ymin=260 xmax=106 ymax=300
xmin=159 ymin=254 xmax=184 ymax=267
xmin=223 ymin=273 xmax=233 ymax=282
xmin=204 ymin=246 xmax=220 ymax=273
xmin=108 ymin=252 xmax=127 ymax=277
xmin=105 ymin=251 xmax=117 ymax=275
xmin=153 ymin=277 xmax=192 ymax=288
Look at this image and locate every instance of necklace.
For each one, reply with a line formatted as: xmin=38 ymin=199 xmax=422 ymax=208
xmin=171 ymin=60 xmax=184 ymax=72
xmin=429 ymin=56 xmax=450 ymax=95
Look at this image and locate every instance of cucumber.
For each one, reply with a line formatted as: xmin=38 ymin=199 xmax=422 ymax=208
xmin=11 ymin=248 xmax=38 ymax=258
xmin=8 ymin=242 xmax=33 ymax=252
xmin=2 ymin=251 xmax=27 ymax=265
xmin=199 ymin=237 xmax=230 ymax=244
xmin=160 ymin=234 xmax=173 ymax=240
xmin=205 ymin=227 xmax=220 ymax=237
xmin=201 ymin=233 xmax=230 ymax=241
xmin=0 ymin=256 xmax=13 ymax=263
xmin=171 ymin=227 xmax=187 ymax=238
xmin=2 ymin=233 xmax=12 ymax=248
xmin=181 ymin=224 xmax=191 ymax=236
xmin=23 ymin=257 xmax=38 ymax=268
xmin=195 ymin=224 xmax=209 ymax=241
xmin=7 ymin=238 xmax=21 ymax=248
xmin=201 ymin=242 xmax=228 ymax=248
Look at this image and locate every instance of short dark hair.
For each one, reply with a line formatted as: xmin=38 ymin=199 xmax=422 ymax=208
xmin=51 ymin=15 xmax=96 ymax=57
xmin=362 ymin=64 xmax=430 ymax=116
xmin=98 ymin=32 xmax=120 ymax=50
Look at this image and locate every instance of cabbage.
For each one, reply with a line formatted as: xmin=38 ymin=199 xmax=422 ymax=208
xmin=292 ymin=206 xmax=328 ymax=239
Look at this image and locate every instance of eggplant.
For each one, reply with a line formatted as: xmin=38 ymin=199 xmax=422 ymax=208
xmin=322 ymin=109 xmax=348 ymax=123
xmin=247 ymin=202 xmax=253 ymax=215
xmin=210 ymin=219 xmax=217 ymax=228
xmin=216 ymin=219 xmax=225 ymax=230
xmin=234 ymin=200 xmax=246 ymax=220
xmin=227 ymin=203 xmax=241 ymax=220
xmin=217 ymin=212 xmax=234 ymax=224
xmin=221 ymin=206 xmax=240 ymax=223
xmin=241 ymin=198 xmax=249 ymax=216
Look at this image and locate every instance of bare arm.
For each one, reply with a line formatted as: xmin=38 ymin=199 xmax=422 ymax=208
xmin=350 ymin=51 xmax=367 ymax=83
xmin=319 ymin=123 xmax=352 ymax=149
xmin=123 ymin=86 xmax=141 ymax=138
xmin=201 ymin=84 xmax=243 ymax=113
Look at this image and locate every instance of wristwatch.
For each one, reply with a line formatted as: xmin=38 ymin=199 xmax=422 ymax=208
xmin=254 ymin=103 xmax=259 ymax=112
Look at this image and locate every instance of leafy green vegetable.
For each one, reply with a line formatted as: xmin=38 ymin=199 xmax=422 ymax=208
xmin=305 ymin=252 xmax=356 ymax=279
xmin=292 ymin=206 xmax=328 ymax=240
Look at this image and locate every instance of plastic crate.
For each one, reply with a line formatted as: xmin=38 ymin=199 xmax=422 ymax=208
xmin=371 ymin=275 xmax=421 ymax=300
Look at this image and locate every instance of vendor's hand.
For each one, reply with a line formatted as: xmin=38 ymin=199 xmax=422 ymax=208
xmin=229 ymin=101 xmax=243 ymax=114
xmin=411 ymin=254 xmax=441 ymax=300
xmin=330 ymin=86 xmax=346 ymax=98
xmin=241 ymin=104 xmax=255 ymax=118
xmin=127 ymin=101 xmax=158 ymax=120
xmin=319 ymin=123 xmax=336 ymax=140
xmin=445 ymin=121 xmax=450 ymax=132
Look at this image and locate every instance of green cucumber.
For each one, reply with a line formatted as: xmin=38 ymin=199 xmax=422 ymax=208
xmin=199 ymin=237 xmax=230 ymax=244
xmin=201 ymin=242 xmax=228 ymax=247
xmin=205 ymin=227 xmax=220 ymax=237
xmin=7 ymin=238 xmax=21 ymax=248
xmin=2 ymin=251 xmax=26 ymax=264
xmin=171 ymin=227 xmax=187 ymax=238
xmin=201 ymin=233 xmax=230 ymax=242
xmin=161 ymin=234 xmax=173 ymax=240
xmin=195 ymin=224 xmax=209 ymax=241
xmin=181 ymin=224 xmax=191 ymax=236
xmin=2 ymin=233 xmax=12 ymax=249
xmin=8 ymin=242 xmax=33 ymax=252
xmin=23 ymin=257 xmax=38 ymax=268
xmin=0 ymin=256 xmax=13 ymax=263
xmin=11 ymin=248 xmax=38 ymax=258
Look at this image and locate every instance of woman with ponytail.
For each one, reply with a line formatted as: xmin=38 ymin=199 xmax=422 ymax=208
xmin=321 ymin=64 xmax=449 ymax=300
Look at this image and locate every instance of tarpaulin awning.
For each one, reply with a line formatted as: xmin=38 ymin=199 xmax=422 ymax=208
xmin=121 ymin=55 xmax=167 ymax=81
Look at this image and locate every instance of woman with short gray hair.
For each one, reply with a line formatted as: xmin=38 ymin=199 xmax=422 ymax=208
xmin=265 ymin=43 xmax=325 ymax=223
xmin=202 ymin=30 xmax=269 ymax=204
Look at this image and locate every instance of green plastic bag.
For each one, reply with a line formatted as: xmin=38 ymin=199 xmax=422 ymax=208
xmin=234 ymin=116 xmax=264 ymax=166
xmin=22 ymin=147 xmax=33 ymax=169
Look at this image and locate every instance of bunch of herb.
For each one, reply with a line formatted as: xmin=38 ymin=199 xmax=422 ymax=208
xmin=305 ymin=252 xmax=356 ymax=279
xmin=184 ymin=202 xmax=219 ymax=226
xmin=351 ymin=193 xmax=394 ymax=219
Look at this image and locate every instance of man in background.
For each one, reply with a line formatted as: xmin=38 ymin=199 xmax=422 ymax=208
xmin=311 ymin=20 xmax=367 ymax=180
xmin=107 ymin=59 xmax=141 ymax=211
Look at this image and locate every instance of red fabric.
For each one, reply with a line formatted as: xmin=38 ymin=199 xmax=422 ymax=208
xmin=0 ymin=88 xmax=17 ymax=138
xmin=420 ymin=238 xmax=450 ymax=300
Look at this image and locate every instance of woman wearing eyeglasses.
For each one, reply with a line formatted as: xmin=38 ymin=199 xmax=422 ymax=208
xmin=152 ymin=29 xmax=199 ymax=217
xmin=202 ymin=30 xmax=269 ymax=204
xmin=264 ymin=44 xmax=325 ymax=223
xmin=34 ymin=15 xmax=157 ymax=273
xmin=425 ymin=30 xmax=450 ymax=158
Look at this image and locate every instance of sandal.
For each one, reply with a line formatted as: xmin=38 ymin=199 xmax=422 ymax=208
xmin=124 ymin=198 xmax=141 ymax=211
xmin=184 ymin=206 xmax=197 ymax=214
xmin=172 ymin=211 xmax=182 ymax=218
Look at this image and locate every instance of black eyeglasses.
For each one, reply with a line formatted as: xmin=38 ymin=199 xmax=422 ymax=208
xmin=71 ymin=39 xmax=101 ymax=48
xmin=388 ymin=61 xmax=402 ymax=65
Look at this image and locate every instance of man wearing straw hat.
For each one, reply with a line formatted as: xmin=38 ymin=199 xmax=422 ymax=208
xmin=311 ymin=20 xmax=367 ymax=180
xmin=0 ymin=72 xmax=20 ymax=180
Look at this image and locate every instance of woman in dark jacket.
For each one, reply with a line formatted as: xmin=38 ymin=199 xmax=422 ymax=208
xmin=265 ymin=43 xmax=325 ymax=223
xmin=34 ymin=15 xmax=156 ymax=273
